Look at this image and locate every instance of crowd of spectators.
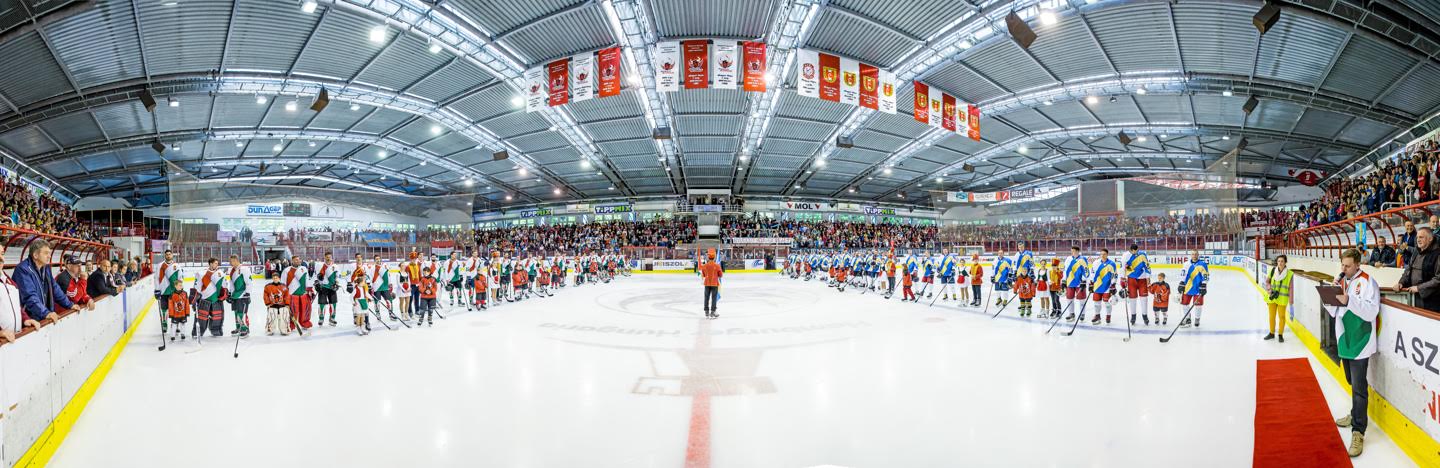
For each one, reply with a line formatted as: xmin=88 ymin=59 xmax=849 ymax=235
xmin=0 ymin=176 xmax=98 ymax=241
xmin=468 ymin=220 xmax=697 ymax=255
xmin=1245 ymin=138 xmax=1440 ymax=234
xmin=722 ymin=218 xmax=940 ymax=250
xmin=942 ymin=214 xmax=1239 ymax=242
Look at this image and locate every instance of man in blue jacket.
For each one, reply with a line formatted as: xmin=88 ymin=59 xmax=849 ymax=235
xmin=14 ymin=240 xmax=85 ymax=323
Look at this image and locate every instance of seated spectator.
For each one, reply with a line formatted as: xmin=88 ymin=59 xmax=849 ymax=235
xmin=88 ymin=258 xmax=120 ymax=299
xmin=14 ymin=240 xmax=86 ymax=323
xmin=55 ymin=255 xmax=90 ymax=308
xmin=1366 ymin=237 xmax=1396 ymax=268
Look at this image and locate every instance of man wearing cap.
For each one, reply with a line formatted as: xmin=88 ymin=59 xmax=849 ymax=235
xmin=700 ymin=250 xmax=723 ymax=318
xmin=55 ymin=255 xmax=91 ymax=308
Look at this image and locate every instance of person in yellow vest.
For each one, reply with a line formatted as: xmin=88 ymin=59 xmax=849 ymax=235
xmin=1263 ymin=255 xmax=1293 ymax=343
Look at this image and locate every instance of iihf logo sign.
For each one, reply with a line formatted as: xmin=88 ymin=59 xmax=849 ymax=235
xmin=802 ymin=63 xmax=815 ymax=79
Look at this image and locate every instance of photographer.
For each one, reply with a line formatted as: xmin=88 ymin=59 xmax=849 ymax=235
xmin=1262 ymin=255 xmax=1292 ymax=342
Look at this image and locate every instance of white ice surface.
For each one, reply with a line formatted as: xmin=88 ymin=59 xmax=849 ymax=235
xmin=45 ymin=270 xmax=1416 ymax=468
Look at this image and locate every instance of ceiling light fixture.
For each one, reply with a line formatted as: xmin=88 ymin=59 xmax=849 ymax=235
xmin=1086 ymin=96 xmax=1099 ymax=105
xmin=308 ymin=141 xmax=316 ymax=147
xmin=369 ymin=26 xmax=387 ymax=43
xmin=301 ymin=1 xmax=317 ymax=13
xmin=1043 ymin=99 xmax=1053 ymax=106
xmin=518 ymin=167 xmax=528 ymax=176
xmin=430 ymin=125 xmax=442 ymax=135
xmin=1039 ymin=10 xmax=1058 ymax=25
xmin=581 ymin=159 xmax=592 ymax=168
xmin=1222 ymin=90 xmax=1234 ymax=97
xmin=377 ymin=150 xmax=388 ymax=158
xmin=272 ymin=143 xmax=283 ymax=152
xmin=510 ymin=96 xmax=523 ymax=107
xmin=285 ymin=101 xmax=298 ymax=112
xmin=168 ymin=98 xmax=179 ymax=107
xmin=553 ymin=188 xmax=561 ymax=195
xmin=350 ymin=103 xmax=361 ymax=111
xmin=255 ymin=95 xmax=267 ymax=105
xmin=1135 ymin=87 xmax=1147 ymax=95
xmin=234 ymin=141 xmax=244 ymax=148
xmin=429 ymin=42 xmax=442 ymax=54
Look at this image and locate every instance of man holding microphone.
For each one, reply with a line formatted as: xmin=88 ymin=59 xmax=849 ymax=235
xmin=1331 ymin=248 xmax=1379 ymax=457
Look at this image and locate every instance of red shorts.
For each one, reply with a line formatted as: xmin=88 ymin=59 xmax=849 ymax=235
xmin=1091 ymin=291 xmax=1112 ymax=302
xmin=923 ymin=275 xmax=933 ymax=283
xmin=1037 ymin=281 xmax=1048 ymax=292
xmin=1065 ymin=287 xmax=1084 ymax=300
xmin=1180 ymin=294 xmax=1204 ymax=306
xmin=1125 ymin=278 xmax=1149 ymax=297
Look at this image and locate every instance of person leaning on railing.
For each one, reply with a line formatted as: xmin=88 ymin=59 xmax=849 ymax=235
xmin=0 ymin=243 xmax=31 ymax=343
xmin=1398 ymin=227 xmax=1440 ymax=312
xmin=14 ymin=239 xmax=88 ymax=326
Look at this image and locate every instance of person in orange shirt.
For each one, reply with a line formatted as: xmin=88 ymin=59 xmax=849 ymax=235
xmin=699 ymin=251 xmax=723 ymax=318
xmin=901 ymin=263 xmax=916 ymax=302
xmin=1015 ymin=272 xmax=1036 ymax=317
xmin=417 ymin=267 xmax=438 ymax=326
xmin=262 ymin=272 xmax=290 ymax=336
xmin=968 ymin=256 xmax=985 ymax=308
xmin=1148 ymin=272 xmax=1172 ymax=326
xmin=473 ymin=269 xmax=489 ymax=310
xmin=512 ymin=266 xmax=528 ymax=300
xmin=885 ymin=257 xmax=898 ymax=298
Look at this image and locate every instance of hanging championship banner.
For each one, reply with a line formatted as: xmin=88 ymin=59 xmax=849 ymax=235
xmin=797 ymin=49 xmax=819 ymax=98
xmin=839 ymin=57 xmax=859 ymax=105
xmin=547 ymin=58 xmax=570 ymax=107
xmin=859 ymin=63 xmax=879 ymax=110
xmin=656 ymin=41 xmax=680 ymax=92
xmin=712 ymin=40 xmax=738 ymax=89
xmin=967 ymin=104 xmax=982 ymax=141
xmin=597 ymin=46 xmax=623 ymax=98
xmin=912 ymin=82 xmax=930 ymax=123
xmin=683 ymin=40 xmax=709 ymax=89
xmin=1286 ymin=168 xmax=1326 ymax=186
xmin=524 ymin=67 xmax=547 ymax=112
xmin=819 ymin=52 xmax=840 ymax=102
xmin=742 ymin=41 xmax=766 ymax=92
xmin=928 ymin=89 xmax=943 ymax=128
xmin=941 ymin=93 xmax=957 ymax=132
xmin=878 ymin=69 xmax=897 ymax=114
xmin=571 ymin=52 xmax=594 ymax=102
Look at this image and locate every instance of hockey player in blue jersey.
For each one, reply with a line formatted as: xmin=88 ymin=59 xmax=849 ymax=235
xmin=1015 ymin=242 xmax=1035 ymax=278
xmin=1090 ymin=248 xmax=1119 ymax=325
xmin=1179 ymin=250 xmax=1210 ymax=327
xmin=939 ymin=250 xmax=958 ymax=300
xmin=992 ymin=248 xmax=1015 ymax=308
xmin=1062 ymin=246 xmax=1090 ymax=322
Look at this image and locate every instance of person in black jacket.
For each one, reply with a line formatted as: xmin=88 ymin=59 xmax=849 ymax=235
xmin=88 ymin=258 xmax=120 ymax=299
xmin=1366 ymin=237 xmax=1396 ymax=267
xmin=1399 ymin=227 xmax=1440 ymax=312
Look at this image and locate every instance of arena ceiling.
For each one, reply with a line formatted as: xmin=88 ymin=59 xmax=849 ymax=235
xmin=0 ymin=0 xmax=1438 ymax=209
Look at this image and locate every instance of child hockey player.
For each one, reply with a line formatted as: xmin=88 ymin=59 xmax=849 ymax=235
xmin=263 ymin=273 xmax=289 ymax=336
xmin=417 ymin=266 xmax=438 ymax=326
xmin=902 ymin=263 xmax=916 ymax=302
xmin=536 ymin=260 xmax=551 ymax=296
xmin=1149 ymin=272 xmax=1171 ymax=325
xmin=1179 ymin=251 xmax=1209 ymax=327
xmin=167 ymin=281 xmax=193 ymax=342
xmin=1015 ymin=272 xmax=1036 ymax=317
xmin=474 ymin=267 xmax=489 ymax=310
xmin=352 ymin=274 xmax=373 ymax=335
xmin=513 ymin=263 xmax=529 ymax=300
xmin=1090 ymin=248 xmax=1118 ymax=325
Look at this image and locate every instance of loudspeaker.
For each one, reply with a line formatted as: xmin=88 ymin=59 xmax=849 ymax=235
xmin=1006 ymin=11 xmax=1037 ymax=49
xmin=653 ymin=127 xmax=672 ymax=140
xmin=150 ymin=140 xmax=165 ymax=154
xmin=139 ymin=89 xmax=157 ymax=113
xmin=1237 ymin=137 xmax=1250 ymax=151
xmin=492 ymin=150 xmax=509 ymax=161
xmin=836 ymin=135 xmax=854 ymax=148
xmin=1253 ymin=3 xmax=1280 ymax=35
xmin=1117 ymin=131 xmax=1132 ymax=145
xmin=310 ymin=88 xmax=330 ymax=112
xmin=962 ymin=163 xmax=975 ymax=172
xmin=1243 ymin=95 xmax=1259 ymax=114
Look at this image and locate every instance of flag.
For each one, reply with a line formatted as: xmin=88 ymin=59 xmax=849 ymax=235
xmin=524 ymin=67 xmax=546 ymax=112
xmin=742 ymin=41 xmax=766 ymax=92
xmin=547 ymin=58 xmax=569 ymax=107
xmin=683 ymin=40 xmax=709 ymax=89
xmin=839 ymin=57 xmax=859 ymax=105
xmin=571 ymin=52 xmax=594 ymax=102
xmin=878 ymin=69 xmax=897 ymax=114
xmin=656 ymin=41 xmax=680 ymax=92
xmin=859 ymin=63 xmax=879 ymax=110
xmin=967 ymin=104 xmax=981 ymax=141
xmin=819 ymin=52 xmax=840 ymax=102
xmin=712 ymin=40 xmax=738 ymax=89
xmin=941 ymin=93 xmax=956 ymax=132
xmin=797 ymin=49 xmax=819 ymax=98
xmin=597 ymin=46 xmax=622 ymax=98
xmin=928 ymin=88 xmax=943 ymax=128
xmin=912 ymin=81 xmax=929 ymax=123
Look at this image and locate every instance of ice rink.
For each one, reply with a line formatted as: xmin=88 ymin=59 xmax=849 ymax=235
xmin=46 ymin=269 xmax=1415 ymax=468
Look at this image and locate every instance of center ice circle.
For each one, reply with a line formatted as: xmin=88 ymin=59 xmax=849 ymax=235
xmin=592 ymin=283 xmax=819 ymax=318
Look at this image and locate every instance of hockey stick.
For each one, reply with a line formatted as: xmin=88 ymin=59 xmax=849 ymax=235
xmin=290 ymin=312 xmax=306 ymax=337
xmin=1044 ymin=298 xmax=1078 ymax=334
xmin=369 ymin=308 xmax=395 ymax=331
xmin=927 ymin=284 xmax=949 ymax=307
xmin=1061 ymin=295 xmax=1093 ymax=336
xmin=157 ymin=296 xmax=168 ymax=351
xmin=1158 ymin=304 xmax=1197 ymax=343
xmin=980 ymin=282 xmax=996 ymax=315
xmin=1122 ymin=295 xmax=1133 ymax=342
xmin=990 ymin=291 xmax=1019 ymax=319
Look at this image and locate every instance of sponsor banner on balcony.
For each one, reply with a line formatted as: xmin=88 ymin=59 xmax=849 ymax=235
xmin=520 ymin=208 xmax=554 ymax=218
xmin=1285 ymin=168 xmax=1327 ymax=187
xmin=594 ymin=204 xmax=634 ymax=214
xmin=784 ymin=201 xmax=823 ymax=211
xmin=246 ymin=204 xmax=283 ymax=216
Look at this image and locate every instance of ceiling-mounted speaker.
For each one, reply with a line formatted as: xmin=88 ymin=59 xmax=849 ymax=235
xmin=1237 ymin=137 xmax=1250 ymax=151
xmin=836 ymin=135 xmax=854 ymax=148
xmin=1005 ymin=11 xmax=1037 ymax=49
xmin=139 ymin=89 xmax=157 ymax=113
xmin=653 ymin=127 xmax=672 ymax=140
xmin=1253 ymin=3 xmax=1281 ymax=35
xmin=1243 ymin=95 xmax=1260 ymax=114
xmin=962 ymin=163 xmax=975 ymax=172
xmin=310 ymin=88 xmax=330 ymax=112
xmin=1117 ymin=131 xmax=1132 ymax=146
xmin=492 ymin=150 xmax=509 ymax=161
xmin=150 ymin=140 xmax=165 ymax=154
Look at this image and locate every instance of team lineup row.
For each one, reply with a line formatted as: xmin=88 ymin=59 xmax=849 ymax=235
xmin=148 ymin=250 xmax=632 ymax=349
xmin=784 ymin=244 xmax=1217 ymax=329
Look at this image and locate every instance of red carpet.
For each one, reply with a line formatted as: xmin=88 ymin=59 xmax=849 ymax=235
xmin=1254 ymin=358 xmax=1352 ymax=468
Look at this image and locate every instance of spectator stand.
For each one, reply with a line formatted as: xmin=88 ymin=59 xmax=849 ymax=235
xmin=1266 ymin=199 xmax=1440 ymax=260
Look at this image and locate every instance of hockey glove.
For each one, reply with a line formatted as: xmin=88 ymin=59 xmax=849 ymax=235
xmin=1199 ymin=282 xmax=1208 ymax=296
xmin=1118 ymin=288 xmax=1129 ymax=299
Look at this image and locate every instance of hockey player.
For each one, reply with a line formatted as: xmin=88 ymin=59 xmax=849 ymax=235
xmin=902 ymin=263 xmax=916 ymax=302
xmin=1123 ymin=244 xmax=1152 ymax=325
xmin=992 ymin=248 xmax=1015 ymax=308
xmin=262 ymin=272 xmax=289 ymax=336
xmin=500 ymin=257 xmax=513 ymax=299
xmin=1015 ymin=242 xmax=1035 ymax=278
xmin=225 ymin=254 xmax=252 ymax=337
xmin=1062 ymin=247 xmax=1090 ymax=322
xmin=939 ymin=250 xmax=957 ymax=300
xmin=154 ymin=250 xmax=183 ymax=339
xmin=314 ymin=253 xmax=340 ymax=327
xmin=352 ymin=273 xmax=372 ymax=335
xmin=536 ymin=259 xmax=552 ymax=296
xmin=370 ymin=254 xmax=397 ymax=321
xmin=417 ymin=266 xmax=438 ymax=326
xmin=1090 ymin=248 xmax=1118 ymax=325
xmin=968 ymin=254 xmax=984 ymax=307
xmin=512 ymin=263 xmax=529 ymax=300
xmin=195 ymin=258 xmax=227 ymax=337
xmin=1179 ymin=251 xmax=1209 ymax=327
xmin=282 ymin=256 xmax=314 ymax=330
xmin=443 ymin=254 xmax=463 ymax=308
xmin=464 ymin=252 xmax=481 ymax=310
xmin=921 ymin=253 xmax=936 ymax=298
xmin=700 ymin=250 xmax=723 ymax=318
xmin=1149 ymin=272 xmax=1171 ymax=325
xmin=1015 ymin=272 xmax=1036 ymax=317
xmin=474 ymin=267 xmax=490 ymax=310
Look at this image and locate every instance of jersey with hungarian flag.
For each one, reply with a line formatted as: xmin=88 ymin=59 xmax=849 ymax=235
xmin=316 ymin=263 xmax=338 ymax=290
xmin=283 ymin=265 xmax=310 ymax=296
xmin=371 ymin=262 xmax=391 ymax=292
xmin=226 ymin=265 xmax=250 ymax=299
xmin=197 ymin=269 xmax=227 ymax=302
xmin=156 ymin=261 xmax=183 ymax=295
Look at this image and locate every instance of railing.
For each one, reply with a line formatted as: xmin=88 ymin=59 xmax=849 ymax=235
xmin=169 ymin=241 xmax=260 ymax=265
xmin=0 ymin=225 xmax=112 ymax=267
xmin=1265 ymin=199 xmax=1440 ymax=259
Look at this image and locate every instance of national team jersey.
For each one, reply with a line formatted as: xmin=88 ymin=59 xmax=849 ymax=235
xmin=283 ymin=265 xmax=309 ymax=296
xmin=226 ymin=266 xmax=250 ymax=299
xmin=156 ymin=262 xmax=182 ymax=295
xmin=923 ymin=259 xmax=935 ymax=276
xmin=316 ymin=263 xmax=338 ymax=289
xmin=994 ymin=256 xmax=1015 ymax=284
xmin=1124 ymin=251 xmax=1151 ymax=279
xmin=1181 ymin=259 xmax=1209 ymax=296
xmin=940 ymin=255 xmax=957 ymax=277
xmin=1015 ymin=250 xmax=1035 ymax=275
xmin=197 ymin=269 xmax=227 ymax=302
xmin=1063 ymin=255 xmax=1089 ymax=288
xmin=1092 ymin=259 xmax=1118 ymax=293
xmin=371 ymin=263 xmax=391 ymax=292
